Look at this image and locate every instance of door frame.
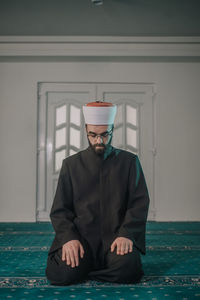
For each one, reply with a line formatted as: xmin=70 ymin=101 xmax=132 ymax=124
xmin=37 ymin=82 xmax=157 ymax=221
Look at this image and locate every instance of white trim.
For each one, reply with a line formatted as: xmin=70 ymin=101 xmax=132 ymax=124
xmin=1 ymin=36 xmax=200 ymax=42
xmin=148 ymin=209 xmax=157 ymax=221
xmin=36 ymin=210 xmax=50 ymax=222
xmin=0 ymin=36 xmax=200 ymax=57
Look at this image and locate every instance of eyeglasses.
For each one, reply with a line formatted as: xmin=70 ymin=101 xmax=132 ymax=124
xmin=87 ymin=129 xmax=113 ymax=140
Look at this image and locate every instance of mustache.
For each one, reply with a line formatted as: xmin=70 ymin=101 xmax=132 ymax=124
xmin=94 ymin=143 xmax=106 ymax=148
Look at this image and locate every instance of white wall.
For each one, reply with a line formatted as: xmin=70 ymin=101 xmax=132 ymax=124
xmin=0 ymin=61 xmax=199 ymax=221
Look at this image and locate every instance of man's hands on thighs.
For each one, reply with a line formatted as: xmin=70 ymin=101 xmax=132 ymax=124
xmin=62 ymin=240 xmax=84 ymax=268
xmin=110 ymin=237 xmax=133 ymax=255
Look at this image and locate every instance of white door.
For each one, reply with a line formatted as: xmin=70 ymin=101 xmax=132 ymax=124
xmin=37 ymin=83 xmax=96 ymax=221
xmin=37 ymin=83 xmax=156 ymax=221
xmin=97 ymin=84 xmax=156 ymax=220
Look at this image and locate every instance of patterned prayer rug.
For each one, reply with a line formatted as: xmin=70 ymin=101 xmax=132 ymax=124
xmin=0 ymin=222 xmax=199 ymax=300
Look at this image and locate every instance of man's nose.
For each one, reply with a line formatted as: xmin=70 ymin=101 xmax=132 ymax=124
xmin=96 ymin=135 xmax=103 ymax=143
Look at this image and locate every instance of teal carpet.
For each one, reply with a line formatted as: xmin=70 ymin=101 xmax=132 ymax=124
xmin=0 ymin=222 xmax=200 ymax=299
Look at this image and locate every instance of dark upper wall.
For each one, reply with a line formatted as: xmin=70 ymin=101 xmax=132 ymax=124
xmin=0 ymin=0 xmax=200 ymax=36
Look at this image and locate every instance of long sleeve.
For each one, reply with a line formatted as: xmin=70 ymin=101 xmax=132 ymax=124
xmin=50 ymin=160 xmax=81 ymax=247
xmin=118 ymin=155 xmax=150 ymax=254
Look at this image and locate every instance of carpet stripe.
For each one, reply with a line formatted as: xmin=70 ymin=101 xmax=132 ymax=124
xmin=1 ymin=246 xmax=200 ymax=251
xmin=1 ymin=230 xmax=200 ymax=235
xmin=0 ymin=276 xmax=200 ymax=288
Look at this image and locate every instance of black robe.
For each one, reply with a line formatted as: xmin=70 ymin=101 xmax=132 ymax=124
xmin=48 ymin=145 xmax=150 ymax=261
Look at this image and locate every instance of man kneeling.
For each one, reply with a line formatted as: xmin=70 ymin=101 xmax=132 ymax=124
xmin=46 ymin=101 xmax=150 ymax=285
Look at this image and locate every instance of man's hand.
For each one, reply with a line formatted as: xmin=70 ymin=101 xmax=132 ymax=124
xmin=62 ymin=240 xmax=84 ymax=268
xmin=110 ymin=237 xmax=133 ymax=255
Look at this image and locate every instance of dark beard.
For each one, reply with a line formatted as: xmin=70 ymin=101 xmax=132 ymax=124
xmin=87 ymin=137 xmax=112 ymax=156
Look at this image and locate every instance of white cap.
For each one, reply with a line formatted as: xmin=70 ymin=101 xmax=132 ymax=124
xmin=83 ymin=101 xmax=117 ymax=125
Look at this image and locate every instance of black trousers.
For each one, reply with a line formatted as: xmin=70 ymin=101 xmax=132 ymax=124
xmin=45 ymin=239 xmax=144 ymax=286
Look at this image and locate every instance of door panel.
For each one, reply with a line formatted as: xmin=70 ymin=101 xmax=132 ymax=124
xmin=37 ymin=84 xmax=96 ymax=220
xmin=97 ymin=84 xmax=156 ymax=220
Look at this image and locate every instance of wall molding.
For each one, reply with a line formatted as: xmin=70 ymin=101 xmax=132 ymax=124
xmin=0 ymin=36 xmax=200 ymax=57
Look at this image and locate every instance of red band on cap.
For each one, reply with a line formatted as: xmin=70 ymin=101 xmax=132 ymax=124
xmin=86 ymin=101 xmax=113 ymax=107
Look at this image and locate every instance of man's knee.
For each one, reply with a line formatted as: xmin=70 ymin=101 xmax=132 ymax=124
xmin=45 ymin=255 xmax=72 ymax=285
xmin=45 ymin=249 xmax=92 ymax=285
xmin=106 ymin=247 xmax=144 ymax=283
xmin=46 ymin=260 xmax=88 ymax=285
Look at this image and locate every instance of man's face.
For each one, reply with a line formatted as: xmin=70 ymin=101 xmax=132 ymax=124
xmin=86 ymin=124 xmax=113 ymax=155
